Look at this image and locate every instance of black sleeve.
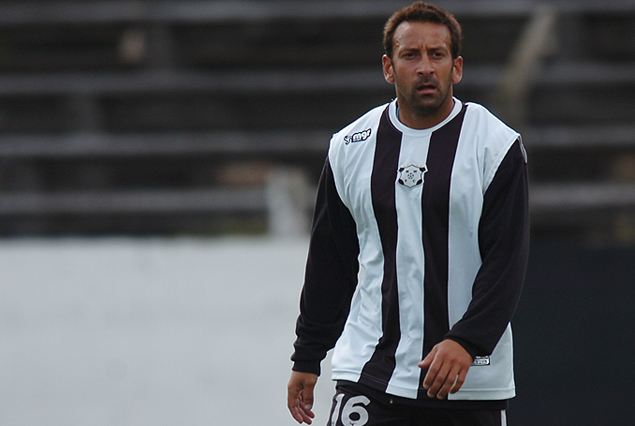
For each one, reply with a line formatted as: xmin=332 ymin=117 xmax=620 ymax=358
xmin=445 ymin=138 xmax=530 ymax=358
xmin=291 ymin=158 xmax=360 ymax=375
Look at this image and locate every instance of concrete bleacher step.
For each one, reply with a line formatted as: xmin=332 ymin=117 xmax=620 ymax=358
xmin=0 ymin=131 xmax=331 ymax=158
xmin=1 ymin=124 xmax=634 ymax=158
xmin=3 ymin=59 xmax=634 ymax=95
xmin=0 ymin=182 xmax=634 ymax=234
xmin=0 ymin=181 xmax=634 ymax=217
xmin=0 ymin=188 xmax=266 ymax=215
xmin=531 ymin=182 xmax=635 ymax=212
xmin=0 ymin=0 xmax=634 ymax=238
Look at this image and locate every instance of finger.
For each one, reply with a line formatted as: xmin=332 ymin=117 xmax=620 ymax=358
xmin=421 ymin=360 xmax=438 ymax=390
xmin=287 ymin=387 xmax=300 ymax=419
xmin=289 ymin=404 xmax=306 ymax=424
xmin=288 ymin=381 xmax=315 ymax=424
xmin=450 ymin=368 xmax=468 ymax=394
xmin=287 ymin=392 xmax=315 ymax=424
xmin=297 ymin=403 xmax=315 ymax=425
xmin=423 ymin=365 xmax=438 ymax=389
xmin=299 ymin=393 xmax=316 ymax=424
xmin=435 ymin=366 xmax=462 ymax=399
xmin=287 ymin=395 xmax=304 ymax=424
xmin=287 ymin=373 xmax=317 ymax=424
xmin=418 ymin=347 xmax=437 ymax=369
xmin=287 ymin=390 xmax=305 ymax=423
xmin=420 ymin=350 xmax=439 ymax=389
xmin=302 ymin=383 xmax=315 ymax=411
xmin=425 ymin=362 xmax=451 ymax=398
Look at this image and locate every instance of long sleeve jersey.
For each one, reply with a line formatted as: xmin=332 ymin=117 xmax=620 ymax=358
xmin=292 ymin=99 xmax=529 ymax=402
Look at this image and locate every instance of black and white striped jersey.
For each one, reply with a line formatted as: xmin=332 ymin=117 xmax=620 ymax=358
xmin=292 ymin=98 xmax=529 ymax=402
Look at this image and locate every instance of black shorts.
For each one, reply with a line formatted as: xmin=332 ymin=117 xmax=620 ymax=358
xmin=327 ymin=386 xmax=507 ymax=426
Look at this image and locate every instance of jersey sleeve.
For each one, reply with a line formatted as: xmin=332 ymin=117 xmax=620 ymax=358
xmin=445 ymin=138 xmax=529 ymax=358
xmin=291 ymin=157 xmax=360 ymax=375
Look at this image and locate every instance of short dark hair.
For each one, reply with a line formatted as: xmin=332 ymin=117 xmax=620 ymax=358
xmin=383 ymin=2 xmax=462 ymax=59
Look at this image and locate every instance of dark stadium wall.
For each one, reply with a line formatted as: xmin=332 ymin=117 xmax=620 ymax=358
xmin=509 ymin=240 xmax=635 ymax=425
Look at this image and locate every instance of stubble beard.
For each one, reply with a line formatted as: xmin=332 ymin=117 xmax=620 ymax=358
xmin=398 ymin=75 xmax=453 ymax=119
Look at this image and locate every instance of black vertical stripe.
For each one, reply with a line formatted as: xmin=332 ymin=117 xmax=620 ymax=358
xmin=418 ymin=104 xmax=468 ymax=396
xmin=358 ymin=106 xmax=403 ymax=390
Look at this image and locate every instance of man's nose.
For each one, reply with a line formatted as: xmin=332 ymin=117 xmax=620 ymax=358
xmin=416 ymin=56 xmax=434 ymax=74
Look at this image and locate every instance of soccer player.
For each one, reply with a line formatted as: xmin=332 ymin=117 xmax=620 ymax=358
xmin=287 ymin=2 xmax=529 ymax=425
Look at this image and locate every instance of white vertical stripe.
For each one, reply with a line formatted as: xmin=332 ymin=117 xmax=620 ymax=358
xmin=447 ymin=115 xmax=484 ymax=327
xmin=501 ymin=409 xmax=507 ymax=426
xmin=446 ymin=103 xmax=519 ymax=400
xmin=330 ymin=105 xmax=390 ymax=384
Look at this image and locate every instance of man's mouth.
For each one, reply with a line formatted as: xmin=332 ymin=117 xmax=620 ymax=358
xmin=416 ymin=83 xmax=437 ymax=94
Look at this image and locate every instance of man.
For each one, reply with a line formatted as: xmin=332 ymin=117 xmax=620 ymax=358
xmin=287 ymin=2 xmax=529 ymax=425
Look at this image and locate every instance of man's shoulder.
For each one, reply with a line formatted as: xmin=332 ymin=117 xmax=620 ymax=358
xmin=463 ymin=101 xmax=520 ymax=146
xmin=462 ymin=102 xmax=524 ymax=186
xmin=330 ymin=102 xmax=390 ymax=147
xmin=464 ymin=102 xmax=515 ymax=130
xmin=326 ymin=102 xmax=389 ymax=180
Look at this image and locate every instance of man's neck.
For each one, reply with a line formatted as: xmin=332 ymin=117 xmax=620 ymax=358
xmin=396 ymin=98 xmax=456 ymax=130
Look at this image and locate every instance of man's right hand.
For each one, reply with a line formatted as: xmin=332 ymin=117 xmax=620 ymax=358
xmin=287 ymin=371 xmax=318 ymax=424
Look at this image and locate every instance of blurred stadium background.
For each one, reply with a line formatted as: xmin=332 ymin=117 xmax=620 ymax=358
xmin=0 ymin=0 xmax=634 ymax=425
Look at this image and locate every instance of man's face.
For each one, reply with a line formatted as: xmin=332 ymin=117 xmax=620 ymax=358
xmin=383 ymin=21 xmax=463 ymax=128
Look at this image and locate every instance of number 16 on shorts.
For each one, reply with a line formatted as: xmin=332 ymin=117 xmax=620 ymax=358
xmin=329 ymin=393 xmax=371 ymax=426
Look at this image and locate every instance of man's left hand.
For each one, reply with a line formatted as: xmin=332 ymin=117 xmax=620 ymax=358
xmin=418 ymin=339 xmax=473 ymax=399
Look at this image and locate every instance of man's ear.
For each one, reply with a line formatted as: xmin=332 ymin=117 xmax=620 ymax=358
xmin=382 ymin=55 xmax=395 ymax=84
xmin=452 ymin=56 xmax=463 ymax=84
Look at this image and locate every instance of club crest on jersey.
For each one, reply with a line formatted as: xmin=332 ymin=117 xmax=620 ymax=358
xmin=398 ymin=164 xmax=427 ymax=188
xmin=344 ymin=128 xmax=371 ymax=145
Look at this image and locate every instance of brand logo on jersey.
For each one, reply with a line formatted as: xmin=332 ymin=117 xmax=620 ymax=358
xmin=472 ymin=356 xmax=491 ymax=366
xmin=344 ymin=128 xmax=372 ymax=145
xmin=398 ymin=164 xmax=427 ymax=188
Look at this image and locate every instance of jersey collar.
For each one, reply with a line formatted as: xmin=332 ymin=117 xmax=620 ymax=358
xmin=389 ymin=97 xmax=463 ymax=136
